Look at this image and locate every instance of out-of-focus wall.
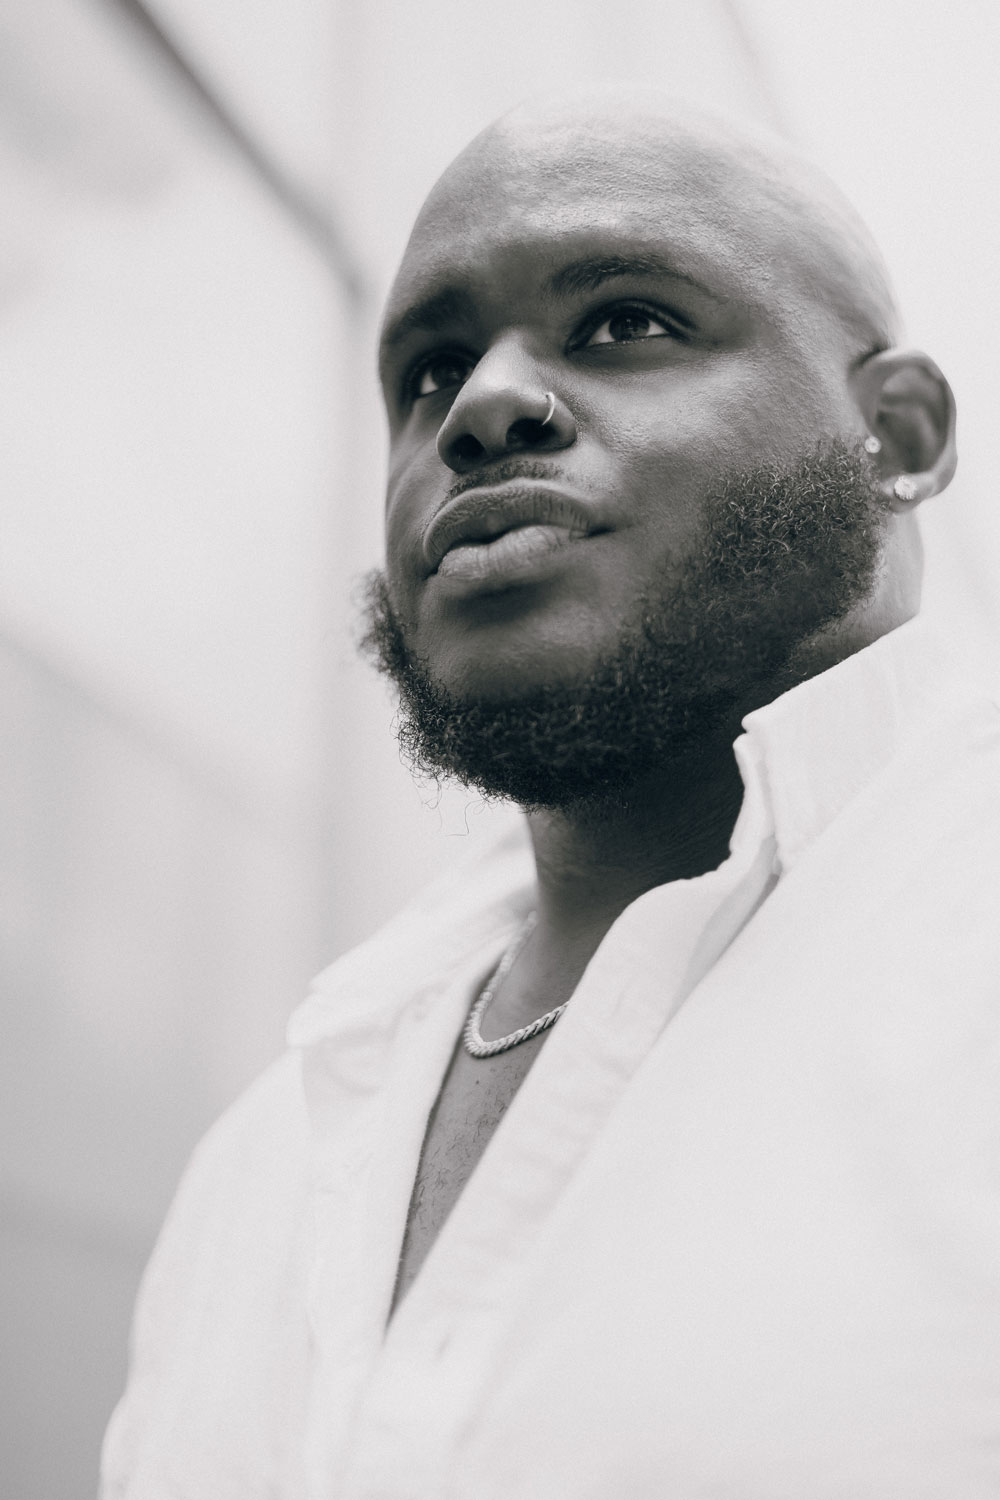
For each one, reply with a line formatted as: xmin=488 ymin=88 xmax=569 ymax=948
xmin=2 ymin=2 xmax=997 ymax=1496
xmin=0 ymin=1 xmax=350 ymax=1493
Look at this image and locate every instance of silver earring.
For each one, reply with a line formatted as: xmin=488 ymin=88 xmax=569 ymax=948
xmin=864 ymin=435 xmax=882 ymax=454
xmin=539 ymin=391 xmax=556 ymax=427
xmin=893 ymin=475 xmax=918 ymax=502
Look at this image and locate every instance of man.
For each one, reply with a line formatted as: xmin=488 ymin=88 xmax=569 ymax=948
xmin=102 ymin=90 xmax=1000 ymax=1499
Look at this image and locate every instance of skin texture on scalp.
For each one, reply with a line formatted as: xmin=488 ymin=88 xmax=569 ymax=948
xmin=387 ymin=89 xmax=903 ymax=377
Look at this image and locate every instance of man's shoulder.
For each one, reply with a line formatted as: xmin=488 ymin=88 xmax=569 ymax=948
xmin=151 ymin=1050 xmax=311 ymax=1261
xmin=101 ymin=1054 xmax=315 ymax=1498
xmin=190 ymin=1049 xmax=309 ymax=1169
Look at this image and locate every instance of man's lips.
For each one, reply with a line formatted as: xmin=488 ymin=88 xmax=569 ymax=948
xmin=421 ymin=483 xmax=604 ymax=574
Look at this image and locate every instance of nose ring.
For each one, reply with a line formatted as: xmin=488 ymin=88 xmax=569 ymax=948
xmin=539 ymin=391 xmax=556 ymax=427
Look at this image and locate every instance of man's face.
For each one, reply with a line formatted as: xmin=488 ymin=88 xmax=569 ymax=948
xmin=375 ymin=112 xmax=881 ymax=755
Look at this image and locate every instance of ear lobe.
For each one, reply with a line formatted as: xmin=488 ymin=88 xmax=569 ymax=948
xmin=852 ymin=348 xmax=957 ymax=511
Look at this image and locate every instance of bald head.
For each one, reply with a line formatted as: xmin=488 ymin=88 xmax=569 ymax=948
xmin=401 ymin=89 xmax=901 ymax=359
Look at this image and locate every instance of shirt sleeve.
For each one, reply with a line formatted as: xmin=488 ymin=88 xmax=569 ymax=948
xmin=99 ymin=1049 xmax=313 ymax=1500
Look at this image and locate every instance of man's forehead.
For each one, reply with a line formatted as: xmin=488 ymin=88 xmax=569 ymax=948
xmin=391 ymin=107 xmax=770 ymax=293
xmin=384 ymin=160 xmax=770 ymax=357
xmin=382 ymin=92 xmax=900 ymax=352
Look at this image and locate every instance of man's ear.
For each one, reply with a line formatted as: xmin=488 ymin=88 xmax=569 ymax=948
xmin=852 ymin=348 xmax=957 ymax=512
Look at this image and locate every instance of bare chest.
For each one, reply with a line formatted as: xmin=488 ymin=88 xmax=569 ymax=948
xmin=391 ymin=1028 xmax=548 ymax=1312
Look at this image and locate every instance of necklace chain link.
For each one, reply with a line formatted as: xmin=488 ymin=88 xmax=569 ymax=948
xmin=463 ymin=913 xmax=568 ymax=1059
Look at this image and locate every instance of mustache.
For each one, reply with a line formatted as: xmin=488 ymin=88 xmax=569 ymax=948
xmin=446 ymin=457 xmax=568 ymax=501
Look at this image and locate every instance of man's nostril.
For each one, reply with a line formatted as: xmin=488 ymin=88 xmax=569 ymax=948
xmin=451 ymin=433 xmax=486 ymax=464
xmin=506 ymin=417 xmax=549 ymax=448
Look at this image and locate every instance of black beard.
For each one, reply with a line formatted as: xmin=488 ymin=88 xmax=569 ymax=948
xmin=360 ymin=441 xmax=886 ymax=810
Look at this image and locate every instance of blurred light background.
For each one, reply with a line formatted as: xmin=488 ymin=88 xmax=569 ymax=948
xmin=1 ymin=1 xmax=997 ymax=1493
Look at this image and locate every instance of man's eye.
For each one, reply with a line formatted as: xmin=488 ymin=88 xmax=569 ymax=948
xmin=583 ymin=306 xmax=684 ymax=345
xmin=411 ymin=354 xmax=473 ymax=398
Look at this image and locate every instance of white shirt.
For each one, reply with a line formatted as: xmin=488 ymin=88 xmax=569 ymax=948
xmin=102 ymin=619 xmax=1000 ymax=1499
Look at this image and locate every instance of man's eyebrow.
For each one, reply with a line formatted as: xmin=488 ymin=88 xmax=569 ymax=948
xmin=380 ymin=253 xmax=725 ymax=361
xmin=547 ymin=254 xmax=721 ymax=303
xmin=380 ymin=285 xmax=477 ymax=355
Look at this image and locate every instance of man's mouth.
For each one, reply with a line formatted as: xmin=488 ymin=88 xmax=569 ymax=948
xmin=436 ymin=520 xmax=591 ymax=583
xmin=421 ymin=483 xmax=603 ymax=576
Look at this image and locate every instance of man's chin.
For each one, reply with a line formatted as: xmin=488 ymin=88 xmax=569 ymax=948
xmin=404 ymin=591 xmax=618 ymax=705
xmin=379 ymin=681 xmax=721 ymax=811
xmin=359 ymin=567 xmax=732 ymax=808
xmin=413 ymin=652 xmax=607 ymax=708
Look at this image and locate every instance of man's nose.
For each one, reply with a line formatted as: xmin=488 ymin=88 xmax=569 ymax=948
xmin=435 ymin=348 xmax=576 ymax=472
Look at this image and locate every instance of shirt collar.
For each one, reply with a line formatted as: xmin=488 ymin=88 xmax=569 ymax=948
xmin=738 ymin=615 xmax=973 ymax=874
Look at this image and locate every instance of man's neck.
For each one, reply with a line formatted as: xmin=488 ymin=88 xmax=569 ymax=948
xmin=527 ymin=732 xmax=745 ymax=936
xmin=482 ymin=732 xmax=746 ymax=1033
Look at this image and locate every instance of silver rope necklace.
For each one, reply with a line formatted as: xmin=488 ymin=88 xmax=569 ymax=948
xmin=463 ymin=913 xmax=569 ymax=1059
